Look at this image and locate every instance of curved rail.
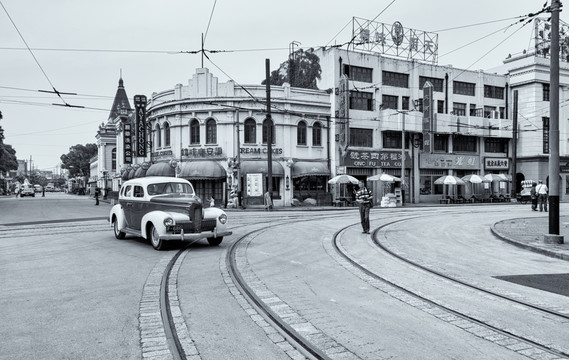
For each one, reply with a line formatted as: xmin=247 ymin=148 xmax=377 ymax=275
xmin=331 ymin=216 xmax=569 ymax=359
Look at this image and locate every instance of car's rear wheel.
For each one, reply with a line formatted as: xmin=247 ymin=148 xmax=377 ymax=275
xmin=113 ymin=218 xmax=126 ymax=239
xmin=149 ymin=224 xmax=166 ymax=250
xmin=207 ymin=237 xmax=223 ymax=246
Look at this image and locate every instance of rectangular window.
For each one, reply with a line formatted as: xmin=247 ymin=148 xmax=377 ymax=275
xmin=349 ymin=91 xmax=374 ymax=111
xmin=402 ymin=96 xmax=410 ymax=110
xmin=452 ymin=102 xmax=466 ymax=116
xmin=484 ymin=106 xmax=495 ymax=118
xmin=349 ymin=128 xmax=373 ymax=147
xmin=382 ymin=95 xmax=398 ymax=110
xmin=383 ymin=131 xmax=402 ymax=149
xmin=543 ymin=117 xmax=549 ymax=154
xmin=484 ymin=138 xmax=508 ymax=153
xmin=433 ymin=134 xmax=448 ymax=152
xmin=484 ymin=85 xmax=505 ymax=99
xmin=453 ymin=81 xmax=476 ymax=96
xmin=543 ymin=83 xmax=550 ymax=101
xmin=453 ymin=134 xmax=477 ymax=152
xmin=382 ymin=71 xmax=409 ymax=88
xmin=343 ymin=65 xmax=373 ymax=83
xmin=437 ymin=100 xmax=444 ymax=114
xmin=419 ymin=76 xmax=444 ymax=92
xmin=470 ymin=104 xmax=477 ymax=116
xmin=499 ymin=107 xmax=505 ymax=119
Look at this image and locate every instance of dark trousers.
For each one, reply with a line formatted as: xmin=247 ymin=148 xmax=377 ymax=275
xmin=95 ymin=196 xmax=99 ymax=205
xmin=538 ymin=194 xmax=548 ymax=211
xmin=359 ymin=203 xmax=371 ymax=232
xmin=531 ymin=198 xmax=537 ymax=210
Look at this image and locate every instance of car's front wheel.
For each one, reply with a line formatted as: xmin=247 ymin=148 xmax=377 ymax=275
xmin=113 ymin=218 xmax=126 ymax=239
xmin=149 ymin=224 xmax=166 ymax=250
xmin=207 ymin=237 xmax=223 ymax=246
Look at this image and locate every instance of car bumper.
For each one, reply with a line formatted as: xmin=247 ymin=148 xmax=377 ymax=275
xmin=159 ymin=229 xmax=232 ymax=241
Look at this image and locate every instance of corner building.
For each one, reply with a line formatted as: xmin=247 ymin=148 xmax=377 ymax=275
xmin=140 ymin=68 xmax=332 ymax=208
xmin=316 ymin=45 xmax=514 ymax=204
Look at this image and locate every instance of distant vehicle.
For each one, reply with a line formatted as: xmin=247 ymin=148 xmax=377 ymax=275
xmin=20 ymin=185 xmax=35 ymax=197
xmin=46 ymin=183 xmax=55 ymax=192
xmin=109 ymin=177 xmax=231 ymax=250
xmin=34 ymin=184 xmax=42 ymax=193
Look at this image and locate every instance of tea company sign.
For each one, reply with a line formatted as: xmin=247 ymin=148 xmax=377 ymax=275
xmin=345 ymin=150 xmax=411 ymax=168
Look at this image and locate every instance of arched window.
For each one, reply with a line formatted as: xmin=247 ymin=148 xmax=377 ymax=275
xmin=164 ymin=122 xmax=171 ymax=147
xmin=312 ymin=122 xmax=322 ymax=146
xmin=297 ymin=120 xmax=307 ymax=145
xmin=262 ymin=118 xmax=275 ymax=145
xmin=111 ymin=148 xmax=117 ymax=172
xmin=244 ymin=118 xmax=256 ymax=143
xmin=206 ymin=118 xmax=217 ymax=144
xmin=190 ymin=119 xmax=200 ymax=144
xmin=155 ymin=124 xmax=161 ymax=148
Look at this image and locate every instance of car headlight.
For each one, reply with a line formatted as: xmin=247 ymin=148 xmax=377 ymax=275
xmin=218 ymin=214 xmax=228 ymax=225
xmin=163 ymin=218 xmax=175 ymax=226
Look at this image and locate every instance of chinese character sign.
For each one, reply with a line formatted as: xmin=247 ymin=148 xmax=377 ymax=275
xmin=134 ymin=95 xmax=147 ymax=157
xmin=422 ymin=82 xmax=434 ymax=153
xmin=123 ymin=123 xmax=133 ymax=164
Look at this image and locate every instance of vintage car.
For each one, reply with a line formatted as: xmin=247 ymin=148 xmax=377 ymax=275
xmin=20 ymin=185 xmax=35 ymax=197
xmin=109 ymin=177 xmax=231 ymax=250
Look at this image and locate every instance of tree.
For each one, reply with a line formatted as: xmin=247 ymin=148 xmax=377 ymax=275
xmin=0 ymin=144 xmax=18 ymax=173
xmin=262 ymin=48 xmax=322 ymax=90
xmin=60 ymin=144 xmax=98 ymax=177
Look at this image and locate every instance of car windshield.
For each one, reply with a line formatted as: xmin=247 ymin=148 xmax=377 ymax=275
xmin=146 ymin=182 xmax=194 ymax=196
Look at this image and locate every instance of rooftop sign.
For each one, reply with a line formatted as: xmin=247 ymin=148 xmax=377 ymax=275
xmin=352 ymin=17 xmax=438 ymax=64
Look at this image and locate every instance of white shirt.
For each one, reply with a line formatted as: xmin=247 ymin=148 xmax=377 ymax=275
xmin=536 ymin=184 xmax=548 ymax=194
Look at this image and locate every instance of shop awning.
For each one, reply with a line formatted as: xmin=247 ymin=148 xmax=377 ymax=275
xmin=134 ymin=167 xmax=147 ymax=178
xmin=179 ymin=161 xmax=226 ymax=180
xmin=146 ymin=162 xmax=176 ymax=177
xmin=291 ymin=161 xmax=330 ymax=178
xmin=240 ymin=160 xmax=284 ymax=177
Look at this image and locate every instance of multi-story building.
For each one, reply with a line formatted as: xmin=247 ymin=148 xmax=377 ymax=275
xmin=120 ymin=68 xmax=332 ymax=207
xmin=316 ymin=47 xmax=512 ymax=204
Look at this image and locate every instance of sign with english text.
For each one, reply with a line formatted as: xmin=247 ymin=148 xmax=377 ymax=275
xmin=344 ymin=150 xmax=411 ymax=168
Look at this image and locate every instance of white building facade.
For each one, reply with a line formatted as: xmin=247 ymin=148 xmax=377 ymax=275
xmin=123 ymin=68 xmax=332 ymax=207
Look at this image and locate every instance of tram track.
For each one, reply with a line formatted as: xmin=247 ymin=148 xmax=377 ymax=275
xmin=332 ymin=214 xmax=569 ymax=360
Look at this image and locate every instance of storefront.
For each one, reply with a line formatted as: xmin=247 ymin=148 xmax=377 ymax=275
xmin=239 ymin=160 xmax=284 ymax=207
xmin=179 ymin=160 xmax=227 ymax=207
xmin=291 ymin=161 xmax=331 ymax=205
xmin=343 ymin=149 xmax=411 ymax=205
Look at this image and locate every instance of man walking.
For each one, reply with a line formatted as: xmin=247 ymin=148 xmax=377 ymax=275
xmin=355 ymin=180 xmax=373 ymax=234
xmin=94 ymin=187 xmax=100 ymax=206
xmin=536 ymin=180 xmax=548 ymax=212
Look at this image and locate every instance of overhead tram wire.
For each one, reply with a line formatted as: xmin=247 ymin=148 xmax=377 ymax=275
xmin=0 ymin=0 xmax=83 ymax=109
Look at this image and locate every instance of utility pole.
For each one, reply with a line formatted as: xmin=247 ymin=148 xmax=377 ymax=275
xmin=401 ymin=112 xmax=405 ymax=206
xmin=546 ymin=0 xmax=564 ymax=244
xmin=265 ymin=59 xmax=273 ymax=199
xmin=512 ymin=90 xmax=518 ymax=199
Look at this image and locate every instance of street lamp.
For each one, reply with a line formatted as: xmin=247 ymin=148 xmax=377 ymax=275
xmin=101 ymin=169 xmax=108 ymax=199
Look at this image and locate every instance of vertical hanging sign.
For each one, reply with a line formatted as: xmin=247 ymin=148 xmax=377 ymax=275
xmin=422 ymin=81 xmax=434 ymax=153
xmin=123 ymin=122 xmax=133 ymax=164
xmin=134 ymin=95 xmax=147 ymax=157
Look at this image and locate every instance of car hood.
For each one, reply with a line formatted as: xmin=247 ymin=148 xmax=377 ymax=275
xmin=149 ymin=194 xmax=202 ymax=206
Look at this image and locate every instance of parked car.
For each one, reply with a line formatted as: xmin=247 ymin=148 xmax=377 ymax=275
xmin=109 ymin=177 xmax=231 ymax=250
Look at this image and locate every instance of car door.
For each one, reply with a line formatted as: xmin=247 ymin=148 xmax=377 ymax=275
xmin=120 ymin=185 xmax=136 ymax=228
xmin=130 ymin=185 xmax=146 ymax=231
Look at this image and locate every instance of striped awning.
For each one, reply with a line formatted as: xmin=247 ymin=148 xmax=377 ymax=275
xmin=179 ymin=161 xmax=226 ymax=180
xmin=240 ymin=161 xmax=284 ymax=177
xmin=146 ymin=162 xmax=176 ymax=177
xmin=291 ymin=161 xmax=330 ymax=178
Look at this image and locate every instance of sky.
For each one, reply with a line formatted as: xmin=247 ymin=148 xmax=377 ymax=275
xmin=0 ymin=0 xmax=560 ymax=172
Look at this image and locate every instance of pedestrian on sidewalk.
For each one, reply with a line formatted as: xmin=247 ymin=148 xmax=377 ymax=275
xmin=355 ymin=180 xmax=372 ymax=234
xmin=530 ymin=182 xmax=538 ymax=211
xmin=94 ymin=187 xmax=100 ymax=206
xmin=536 ymin=180 xmax=548 ymax=212
xmin=264 ymin=191 xmax=272 ymax=211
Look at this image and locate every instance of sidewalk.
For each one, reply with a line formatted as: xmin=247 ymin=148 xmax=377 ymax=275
xmin=492 ymin=215 xmax=569 ymax=261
